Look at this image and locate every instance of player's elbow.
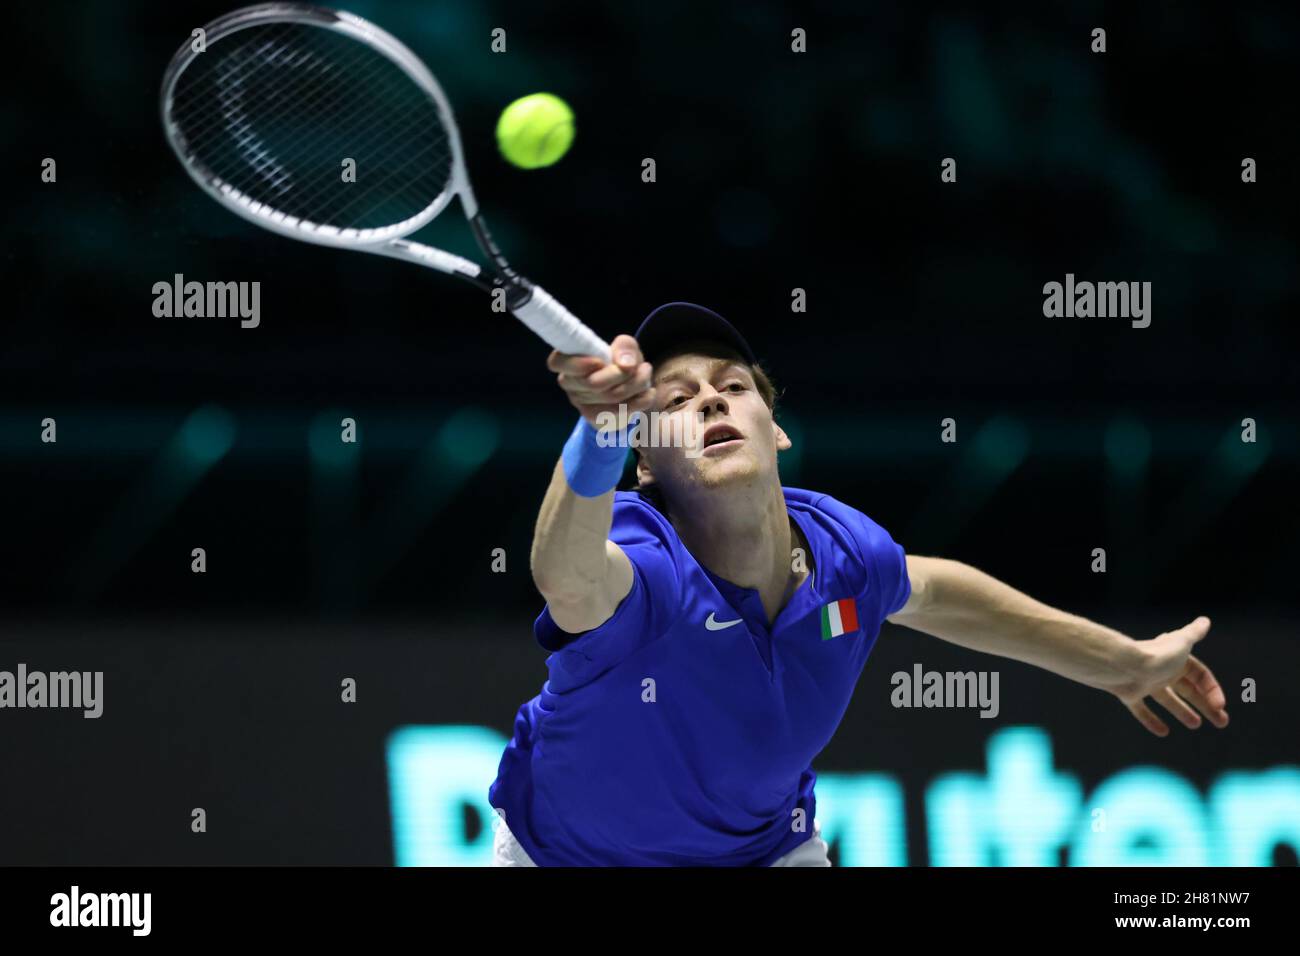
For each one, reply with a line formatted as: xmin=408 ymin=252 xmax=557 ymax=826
xmin=890 ymin=554 xmax=952 ymax=621
xmin=529 ymin=553 xmax=594 ymax=608
xmin=531 ymin=572 xmax=588 ymax=609
xmin=531 ymin=566 xmax=617 ymax=635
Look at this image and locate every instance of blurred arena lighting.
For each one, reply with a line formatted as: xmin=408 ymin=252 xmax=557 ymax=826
xmin=905 ymin=415 xmax=1029 ymax=550
xmin=1149 ymin=423 xmax=1272 ymax=585
xmin=1105 ymin=417 xmax=1153 ymax=599
xmin=307 ymin=407 xmax=501 ymax=604
xmin=67 ymin=404 xmax=236 ymax=600
xmin=309 ymin=409 xmax=363 ymax=609
xmin=1104 ymin=417 xmax=1152 ymax=480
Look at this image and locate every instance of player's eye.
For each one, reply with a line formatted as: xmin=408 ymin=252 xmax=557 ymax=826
xmin=725 ymin=382 xmax=746 ymax=392
xmin=664 ymin=394 xmax=688 ymax=409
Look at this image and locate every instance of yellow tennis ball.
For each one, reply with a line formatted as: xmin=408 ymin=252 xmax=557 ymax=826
xmin=496 ymin=93 xmax=575 ymax=169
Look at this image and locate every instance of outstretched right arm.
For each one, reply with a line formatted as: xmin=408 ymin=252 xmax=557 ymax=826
xmin=530 ymin=334 xmax=655 ymax=634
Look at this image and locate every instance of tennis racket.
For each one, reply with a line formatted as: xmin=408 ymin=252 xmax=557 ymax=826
xmin=160 ymin=2 xmax=610 ymax=360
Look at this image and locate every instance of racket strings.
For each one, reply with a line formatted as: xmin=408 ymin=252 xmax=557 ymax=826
xmin=176 ymin=26 xmax=449 ymax=227
xmin=177 ymin=25 xmax=449 ymax=228
xmin=175 ymin=25 xmax=414 ymax=180
xmin=169 ymin=21 xmax=452 ymax=232
xmin=202 ymin=34 xmax=427 ymax=211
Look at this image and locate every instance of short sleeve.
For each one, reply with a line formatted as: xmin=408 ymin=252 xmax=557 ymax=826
xmin=799 ymin=488 xmax=910 ymax=626
xmin=533 ymin=494 xmax=684 ymax=689
xmin=856 ymin=517 xmax=911 ymax=623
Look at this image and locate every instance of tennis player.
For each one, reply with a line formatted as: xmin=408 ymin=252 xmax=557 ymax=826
xmin=487 ymin=302 xmax=1229 ymax=867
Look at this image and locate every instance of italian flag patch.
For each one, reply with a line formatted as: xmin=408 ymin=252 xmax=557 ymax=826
xmin=820 ymin=598 xmax=859 ymax=640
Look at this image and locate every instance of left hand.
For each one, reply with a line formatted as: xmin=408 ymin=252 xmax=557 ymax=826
xmin=1112 ymin=616 xmax=1230 ymax=736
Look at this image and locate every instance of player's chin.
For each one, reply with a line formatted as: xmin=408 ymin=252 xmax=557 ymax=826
xmin=691 ymin=448 xmax=761 ymax=485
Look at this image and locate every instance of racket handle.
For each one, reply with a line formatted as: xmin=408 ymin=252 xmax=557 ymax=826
xmin=513 ymin=286 xmax=611 ymax=361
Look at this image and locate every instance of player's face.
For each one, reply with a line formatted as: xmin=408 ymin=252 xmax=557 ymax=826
xmin=636 ymin=351 xmax=789 ymax=498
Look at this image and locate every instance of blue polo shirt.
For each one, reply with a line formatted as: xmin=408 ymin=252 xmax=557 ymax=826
xmin=488 ymin=487 xmax=910 ymax=866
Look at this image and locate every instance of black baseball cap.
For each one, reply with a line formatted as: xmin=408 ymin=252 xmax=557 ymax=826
xmin=634 ymin=302 xmax=758 ymax=367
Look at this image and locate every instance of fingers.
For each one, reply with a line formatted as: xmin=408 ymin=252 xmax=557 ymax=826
xmin=599 ymin=362 xmax=655 ymax=403
xmin=1175 ymin=678 xmax=1231 ymax=728
xmin=559 ymin=361 xmax=653 ymax=405
xmin=624 ymin=387 xmax=658 ymax=415
xmin=1183 ymin=654 xmax=1227 ymax=707
xmin=1178 ymin=655 xmax=1230 ymax=727
xmin=608 ymin=334 xmax=643 ymax=372
xmin=1175 ymin=615 xmax=1212 ymax=646
xmin=549 ymin=334 xmax=653 ymax=410
xmin=1126 ymin=699 xmax=1170 ymax=737
xmin=1153 ymin=686 xmax=1202 ymax=730
xmin=1124 ymin=620 xmax=1226 ymax=738
xmin=546 ymin=350 xmax=605 ymax=376
xmin=586 ymin=358 xmax=648 ymax=392
xmin=546 ymin=336 xmax=643 ymax=379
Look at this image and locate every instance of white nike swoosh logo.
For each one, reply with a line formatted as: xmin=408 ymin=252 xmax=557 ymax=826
xmin=705 ymin=612 xmax=743 ymax=631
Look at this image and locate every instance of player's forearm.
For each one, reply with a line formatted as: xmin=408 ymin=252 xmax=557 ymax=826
xmin=894 ymin=557 xmax=1144 ymax=692
xmin=530 ymin=457 xmax=617 ymax=602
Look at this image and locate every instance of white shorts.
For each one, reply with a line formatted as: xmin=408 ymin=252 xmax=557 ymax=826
xmin=491 ymin=817 xmax=831 ymax=867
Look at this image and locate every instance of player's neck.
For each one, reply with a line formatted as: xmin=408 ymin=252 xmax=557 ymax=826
xmin=670 ymin=480 xmax=803 ymax=622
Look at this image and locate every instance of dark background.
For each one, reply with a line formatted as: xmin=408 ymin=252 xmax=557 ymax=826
xmin=1 ymin=0 xmax=1296 ymax=865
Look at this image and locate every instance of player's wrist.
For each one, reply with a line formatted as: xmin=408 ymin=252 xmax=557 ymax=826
xmin=561 ymin=415 xmax=629 ymax=497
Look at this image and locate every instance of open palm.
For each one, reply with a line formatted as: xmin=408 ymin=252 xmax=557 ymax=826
xmin=1113 ymin=617 xmax=1231 ymax=736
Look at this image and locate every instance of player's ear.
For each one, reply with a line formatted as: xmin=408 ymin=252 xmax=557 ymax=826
xmin=635 ymin=450 xmax=655 ymax=487
xmin=773 ymin=421 xmax=792 ymax=452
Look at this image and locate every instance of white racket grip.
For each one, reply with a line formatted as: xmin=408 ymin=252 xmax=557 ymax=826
xmin=513 ymin=286 xmax=611 ymax=360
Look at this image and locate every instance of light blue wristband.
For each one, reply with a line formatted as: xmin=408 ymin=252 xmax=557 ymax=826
xmin=561 ymin=416 xmax=629 ymax=497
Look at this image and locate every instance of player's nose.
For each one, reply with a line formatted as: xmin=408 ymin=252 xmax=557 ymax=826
xmin=696 ymin=387 xmax=730 ymax=417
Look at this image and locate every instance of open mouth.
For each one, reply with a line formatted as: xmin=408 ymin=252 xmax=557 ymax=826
xmin=701 ymin=424 xmax=745 ymax=454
